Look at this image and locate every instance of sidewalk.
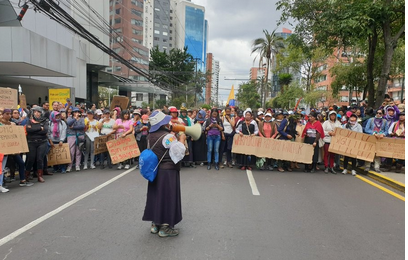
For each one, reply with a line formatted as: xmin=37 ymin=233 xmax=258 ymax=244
xmin=378 ymin=171 xmax=405 ymax=184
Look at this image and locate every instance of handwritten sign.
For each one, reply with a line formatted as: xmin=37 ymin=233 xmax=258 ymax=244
xmin=94 ymin=135 xmax=114 ymax=155
xmin=0 ymin=125 xmax=29 ymax=155
xmin=106 ymin=134 xmax=140 ymax=164
xmin=47 ymin=143 xmax=72 ymax=166
xmin=375 ymin=138 xmax=405 ymax=160
xmin=110 ymin=95 xmax=129 ymax=110
xmin=0 ymin=87 xmax=18 ymax=109
xmin=19 ymin=94 xmax=27 ymax=109
xmin=232 ymin=135 xmax=314 ymax=164
xmin=49 ymin=88 xmax=70 ymax=106
xmin=329 ymin=128 xmax=376 ymax=162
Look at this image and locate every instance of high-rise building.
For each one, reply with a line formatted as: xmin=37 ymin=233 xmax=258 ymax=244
xmin=206 ymin=53 xmax=220 ymax=104
xmin=143 ymin=0 xmax=172 ymax=52
xmin=250 ymin=67 xmax=267 ymax=81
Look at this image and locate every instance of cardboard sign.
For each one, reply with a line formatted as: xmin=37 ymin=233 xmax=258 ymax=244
xmin=0 ymin=87 xmax=18 ymax=109
xmin=19 ymin=94 xmax=27 ymax=109
xmin=232 ymin=135 xmax=314 ymax=164
xmin=106 ymin=134 xmax=140 ymax=164
xmin=110 ymin=95 xmax=129 ymax=110
xmin=47 ymin=143 xmax=72 ymax=166
xmin=329 ymin=128 xmax=376 ymax=162
xmin=375 ymin=138 xmax=405 ymax=160
xmin=0 ymin=125 xmax=29 ymax=155
xmin=94 ymin=135 xmax=114 ymax=155
xmin=49 ymin=88 xmax=71 ymax=106
xmin=86 ymin=131 xmax=99 ymax=142
xmin=295 ymin=125 xmax=305 ymax=143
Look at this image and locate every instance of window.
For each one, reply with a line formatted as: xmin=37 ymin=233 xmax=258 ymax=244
xmin=340 ymin=85 xmax=347 ymax=90
xmin=169 ymin=43 xmax=172 ymax=47
xmin=113 ymin=28 xmax=122 ymax=33
xmin=163 ymin=32 xmax=168 ymax=36
xmin=340 ymin=96 xmax=349 ymax=102
xmin=154 ymin=30 xmax=160 ymax=35
xmin=154 ymin=23 xmax=160 ymax=27
xmin=315 ymin=75 xmax=327 ymax=83
xmin=136 ymin=93 xmax=144 ymax=101
xmin=114 ymin=18 xmax=121 ymax=24
xmin=154 ymin=37 xmax=160 ymax=41
xmin=169 ymin=30 xmax=172 ymax=33
xmin=131 ymin=9 xmax=142 ymax=17
xmin=170 ymin=23 xmax=173 ymax=27
xmin=131 ymin=19 xmax=143 ymax=26
xmin=154 ymin=8 xmax=160 ymax=12
xmin=132 ymin=29 xmax=143 ymax=35
xmin=133 ymin=47 xmax=149 ymax=57
xmin=317 ymin=64 xmax=327 ymax=72
xmin=170 ymin=10 xmax=173 ymax=13
xmin=316 ymin=85 xmax=328 ymax=91
xmin=163 ymin=39 xmax=167 ymax=43
xmin=132 ymin=38 xmax=142 ymax=44
xmin=169 ymin=37 xmax=172 ymax=40
xmin=115 ymin=8 xmax=120 ymax=14
xmin=113 ymin=47 xmax=121 ymax=53
xmin=114 ymin=66 xmax=121 ymax=72
xmin=162 ymin=25 xmax=168 ymax=29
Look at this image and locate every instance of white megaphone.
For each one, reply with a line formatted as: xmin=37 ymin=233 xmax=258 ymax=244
xmin=171 ymin=123 xmax=202 ymax=140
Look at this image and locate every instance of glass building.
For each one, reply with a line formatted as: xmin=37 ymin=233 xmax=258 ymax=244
xmin=184 ymin=5 xmax=206 ymax=71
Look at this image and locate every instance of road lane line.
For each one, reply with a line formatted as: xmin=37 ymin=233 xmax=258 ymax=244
xmin=0 ymin=166 xmax=137 ymax=247
xmin=246 ymin=169 xmax=260 ymax=196
xmin=356 ymin=175 xmax=405 ymax=201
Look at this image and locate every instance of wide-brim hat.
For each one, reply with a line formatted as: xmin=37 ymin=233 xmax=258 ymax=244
xmin=149 ymin=111 xmax=171 ymax=133
xmin=72 ymin=107 xmax=80 ymax=113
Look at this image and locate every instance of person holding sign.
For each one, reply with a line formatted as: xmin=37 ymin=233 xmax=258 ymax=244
xmin=387 ymin=112 xmax=405 ymax=173
xmin=67 ymin=108 xmax=86 ymax=172
xmin=236 ymin=109 xmax=259 ymax=170
xmin=341 ymin=114 xmax=363 ymax=176
xmin=83 ymin=110 xmax=98 ymax=170
xmin=26 ymin=107 xmax=50 ymax=183
xmin=142 ymin=111 xmax=185 ymax=237
xmin=322 ymin=111 xmax=341 ymax=174
xmin=97 ymin=110 xmax=116 ymax=169
xmin=113 ymin=110 xmax=134 ymax=170
xmin=301 ymin=112 xmax=324 ymax=173
xmin=48 ymin=111 xmax=67 ymax=173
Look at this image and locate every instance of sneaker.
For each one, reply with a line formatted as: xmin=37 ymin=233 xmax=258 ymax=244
xmin=66 ymin=166 xmax=72 ymax=172
xmin=158 ymin=225 xmax=179 ymax=237
xmin=223 ymin=161 xmax=227 ymax=166
xmin=330 ymin=168 xmax=337 ymax=174
xmin=342 ymin=169 xmax=348 ymax=175
xmin=200 ymin=162 xmax=204 ymax=166
xmin=267 ymin=165 xmax=274 ymax=171
xmin=124 ymin=164 xmax=130 ymax=170
xmin=232 ymin=161 xmax=236 ymax=166
xmin=90 ymin=164 xmax=96 ymax=169
xmin=135 ymin=164 xmax=139 ymax=169
xmin=76 ymin=166 xmax=80 ymax=172
xmin=324 ymin=168 xmax=329 ymax=174
xmin=83 ymin=165 xmax=88 ymax=170
xmin=61 ymin=170 xmax=66 ymax=174
xmin=0 ymin=186 xmax=9 ymax=193
xmin=364 ymin=167 xmax=370 ymax=172
xmin=351 ymin=170 xmax=357 ymax=176
xmin=374 ymin=168 xmax=382 ymax=173
xmin=151 ymin=223 xmax=159 ymax=234
xmin=117 ymin=164 xmax=123 ymax=170
xmin=19 ymin=181 xmax=34 ymax=187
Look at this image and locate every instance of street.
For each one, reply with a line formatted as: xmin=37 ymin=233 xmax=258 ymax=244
xmin=0 ymin=165 xmax=404 ymax=260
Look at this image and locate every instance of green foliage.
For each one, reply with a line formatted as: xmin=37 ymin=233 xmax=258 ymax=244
xmin=236 ymin=81 xmax=261 ymax=109
xmin=273 ymin=82 xmax=304 ymax=108
xmin=330 ymin=61 xmax=366 ymax=98
xmin=304 ymin=90 xmax=328 ymax=108
xmin=97 ymin=86 xmax=119 ymax=108
xmin=201 ymin=104 xmax=211 ymax=110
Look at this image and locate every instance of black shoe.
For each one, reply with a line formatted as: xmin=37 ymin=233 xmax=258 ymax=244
xmin=207 ymin=165 xmax=211 ymax=170
xmin=215 ymin=164 xmax=219 ymax=170
xmin=101 ymin=164 xmax=105 ymax=170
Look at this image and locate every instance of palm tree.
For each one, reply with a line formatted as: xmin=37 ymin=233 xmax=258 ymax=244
xmin=251 ymin=30 xmax=285 ymax=107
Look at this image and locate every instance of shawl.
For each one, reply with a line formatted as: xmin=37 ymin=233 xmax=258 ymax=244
xmin=50 ymin=111 xmax=60 ymax=138
xmin=302 ymin=120 xmax=324 ymax=139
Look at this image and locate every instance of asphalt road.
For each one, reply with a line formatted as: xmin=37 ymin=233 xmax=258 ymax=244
xmin=0 ymin=165 xmax=404 ymax=260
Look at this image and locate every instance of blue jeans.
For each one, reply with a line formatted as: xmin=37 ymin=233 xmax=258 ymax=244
xmin=207 ymin=135 xmax=221 ymax=164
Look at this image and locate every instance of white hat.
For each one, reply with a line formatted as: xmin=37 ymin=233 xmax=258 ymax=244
xmin=244 ymin=108 xmax=252 ymax=115
xmin=257 ymin=111 xmax=264 ymax=116
xmin=265 ymin=113 xmax=272 ymax=117
xmin=95 ymin=109 xmax=103 ymax=115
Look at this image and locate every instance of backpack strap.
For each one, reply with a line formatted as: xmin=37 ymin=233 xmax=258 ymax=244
xmin=148 ymin=133 xmax=168 ymax=149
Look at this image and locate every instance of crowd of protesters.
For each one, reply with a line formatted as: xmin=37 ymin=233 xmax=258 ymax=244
xmin=0 ymin=95 xmax=405 ymax=193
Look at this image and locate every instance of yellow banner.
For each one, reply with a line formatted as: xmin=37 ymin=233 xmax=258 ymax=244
xmin=49 ymin=88 xmax=70 ymax=106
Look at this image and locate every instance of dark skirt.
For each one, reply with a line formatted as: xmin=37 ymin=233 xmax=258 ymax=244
xmin=137 ymin=135 xmax=148 ymax=153
xmin=193 ymin=134 xmax=207 ymax=162
xmin=237 ymin=154 xmax=256 ymax=167
xmin=142 ymin=168 xmax=182 ymax=227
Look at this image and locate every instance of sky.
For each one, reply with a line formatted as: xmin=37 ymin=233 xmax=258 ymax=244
xmin=193 ymin=0 xmax=293 ymax=104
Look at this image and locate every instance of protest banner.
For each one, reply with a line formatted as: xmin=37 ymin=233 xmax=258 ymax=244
xmin=106 ymin=134 xmax=140 ymax=164
xmin=110 ymin=95 xmax=129 ymax=110
xmin=0 ymin=125 xmax=29 ymax=155
xmin=295 ymin=125 xmax=305 ymax=143
xmin=0 ymin=87 xmax=18 ymax=109
xmin=49 ymin=88 xmax=70 ymax=106
xmin=94 ymin=135 xmax=114 ymax=155
xmin=19 ymin=94 xmax=27 ymax=109
xmin=47 ymin=143 xmax=71 ymax=166
xmin=232 ymin=135 xmax=314 ymax=164
xmin=375 ymin=138 xmax=405 ymax=160
xmin=329 ymin=128 xmax=376 ymax=162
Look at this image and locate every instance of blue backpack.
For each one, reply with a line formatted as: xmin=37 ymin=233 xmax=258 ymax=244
xmin=139 ymin=134 xmax=168 ymax=182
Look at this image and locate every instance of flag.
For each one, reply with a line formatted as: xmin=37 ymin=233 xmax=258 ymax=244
xmin=226 ymin=85 xmax=235 ymax=106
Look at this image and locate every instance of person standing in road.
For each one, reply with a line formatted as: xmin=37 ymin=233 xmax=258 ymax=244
xmin=302 ymin=112 xmax=324 ymax=173
xmin=341 ymin=114 xmax=363 ymax=176
xmin=387 ymin=112 xmax=405 ymax=173
xmin=192 ymin=110 xmax=207 ymax=166
xmin=97 ymin=110 xmax=116 ymax=169
xmin=236 ymin=109 xmax=259 ymax=170
xmin=113 ymin=110 xmax=134 ymax=170
xmin=220 ymin=107 xmax=235 ymax=168
xmin=48 ymin=111 xmax=68 ymax=173
xmin=258 ymin=112 xmax=278 ymax=171
xmin=203 ymin=108 xmax=224 ymax=170
xmin=142 ymin=111 xmax=185 ymax=237
xmin=364 ymin=109 xmax=387 ymax=173
xmin=322 ymin=111 xmax=341 ymax=174
xmin=67 ymin=108 xmax=85 ymax=172
xmin=83 ymin=110 xmax=98 ymax=170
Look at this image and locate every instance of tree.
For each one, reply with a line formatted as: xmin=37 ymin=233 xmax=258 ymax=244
xmin=304 ymin=90 xmax=328 ymax=108
xmin=251 ymin=30 xmax=285 ymax=107
xmin=277 ymin=0 xmax=405 ymax=108
xmin=278 ymin=73 xmax=293 ymax=94
xmin=273 ymin=82 xmax=304 ymax=108
xmin=236 ymin=81 xmax=261 ymax=109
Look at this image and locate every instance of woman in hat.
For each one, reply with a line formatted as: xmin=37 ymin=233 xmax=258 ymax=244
xmin=48 ymin=111 xmax=68 ymax=173
xmin=25 ymin=106 xmax=50 ymax=182
xmin=67 ymin=108 xmax=86 ymax=172
xmin=83 ymin=110 xmax=98 ymax=170
xmin=301 ymin=112 xmax=324 ymax=173
xmin=113 ymin=110 xmax=134 ymax=170
xmin=193 ymin=110 xmax=208 ymax=165
xmin=341 ymin=114 xmax=363 ymax=176
xmin=322 ymin=111 xmax=341 ymax=174
xmin=142 ymin=111 xmax=185 ymax=237
xmin=134 ymin=114 xmax=150 ymax=153
xmin=258 ymin=112 xmax=277 ymax=171
xmin=235 ymin=109 xmax=259 ymax=170
xmin=179 ymin=107 xmax=195 ymax=168
xmin=97 ymin=110 xmax=116 ymax=169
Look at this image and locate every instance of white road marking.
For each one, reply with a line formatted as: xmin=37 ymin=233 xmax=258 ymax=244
xmin=246 ymin=169 xmax=260 ymax=196
xmin=0 ymin=166 xmax=137 ymax=247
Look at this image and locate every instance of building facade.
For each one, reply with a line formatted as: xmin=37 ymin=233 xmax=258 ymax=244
xmin=205 ymin=53 xmax=220 ymax=104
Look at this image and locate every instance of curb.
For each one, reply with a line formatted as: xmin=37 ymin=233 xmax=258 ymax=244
xmin=340 ymin=159 xmax=405 ymax=193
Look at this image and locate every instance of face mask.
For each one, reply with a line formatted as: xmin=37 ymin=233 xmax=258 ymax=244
xmin=230 ymin=113 xmax=235 ymax=117
xmin=349 ymin=120 xmax=357 ymax=125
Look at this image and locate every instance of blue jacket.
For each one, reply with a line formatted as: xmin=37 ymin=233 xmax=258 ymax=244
xmin=277 ymin=118 xmax=290 ymax=140
xmin=364 ymin=117 xmax=387 ymax=135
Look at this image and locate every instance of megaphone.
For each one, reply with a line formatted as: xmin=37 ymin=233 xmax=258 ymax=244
xmin=171 ymin=123 xmax=202 ymax=140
